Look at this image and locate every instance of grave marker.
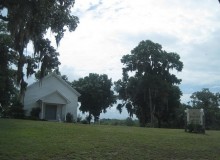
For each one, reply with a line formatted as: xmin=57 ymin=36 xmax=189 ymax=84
xmin=185 ymin=108 xmax=205 ymax=133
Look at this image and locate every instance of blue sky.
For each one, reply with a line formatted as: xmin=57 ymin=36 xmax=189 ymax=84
xmin=44 ymin=0 xmax=220 ymax=119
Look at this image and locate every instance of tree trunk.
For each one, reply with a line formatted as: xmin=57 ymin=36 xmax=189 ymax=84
xmin=149 ymin=88 xmax=154 ymax=127
xmin=88 ymin=112 xmax=91 ymax=124
xmin=158 ymin=117 xmax=161 ymax=128
xmin=139 ymin=105 xmax=147 ymax=127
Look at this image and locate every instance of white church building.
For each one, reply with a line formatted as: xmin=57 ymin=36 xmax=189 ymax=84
xmin=23 ymin=73 xmax=80 ymax=121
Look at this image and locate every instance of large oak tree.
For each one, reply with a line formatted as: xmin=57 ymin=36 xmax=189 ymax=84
xmin=0 ymin=21 xmax=18 ymax=114
xmin=0 ymin=0 xmax=79 ymax=97
xmin=115 ymin=40 xmax=183 ymax=127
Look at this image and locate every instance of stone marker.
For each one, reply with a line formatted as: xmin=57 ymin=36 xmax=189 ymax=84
xmin=185 ymin=109 xmax=205 ymax=133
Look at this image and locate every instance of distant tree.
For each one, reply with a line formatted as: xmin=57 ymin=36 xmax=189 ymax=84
xmin=115 ymin=40 xmax=183 ymax=127
xmin=190 ymin=88 xmax=220 ymax=129
xmin=72 ymin=73 xmax=116 ymax=123
xmin=0 ymin=0 xmax=79 ymax=98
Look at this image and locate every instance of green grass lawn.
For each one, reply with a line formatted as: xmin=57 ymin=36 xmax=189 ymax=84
xmin=0 ymin=119 xmax=220 ymax=160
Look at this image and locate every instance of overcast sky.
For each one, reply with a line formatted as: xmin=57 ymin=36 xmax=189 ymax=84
xmin=45 ymin=0 xmax=220 ymax=119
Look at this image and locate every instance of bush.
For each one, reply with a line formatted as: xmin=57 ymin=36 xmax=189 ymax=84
xmin=30 ymin=107 xmax=41 ymax=119
xmin=8 ymin=100 xmax=25 ymax=119
xmin=125 ymin=117 xmax=135 ymax=126
xmin=186 ymin=123 xmax=205 ymax=133
xmin=77 ymin=114 xmax=82 ymax=123
xmin=66 ymin=112 xmax=73 ymax=123
xmin=112 ymin=120 xmax=119 ymax=126
xmin=81 ymin=119 xmax=89 ymax=124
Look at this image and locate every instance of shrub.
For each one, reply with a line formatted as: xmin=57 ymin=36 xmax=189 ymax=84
xmin=125 ymin=117 xmax=135 ymax=126
xmin=66 ymin=112 xmax=73 ymax=123
xmin=186 ymin=123 xmax=205 ymax=133
xmin=112 ymin=120 xmax=119 ymax=126
xmin=81 ymin=119 xmax=88 ymax=124
xmin=77 ymin=114 xmax=82 ymax=123
xmin=8 ymin=99 xmax=25 ymax=119
xmin=30 ymin=107 xmax=41 ymax=119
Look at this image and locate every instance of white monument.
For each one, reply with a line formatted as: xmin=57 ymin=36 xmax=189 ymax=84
xmin=185 ymin=108 xmax=205 ymax=133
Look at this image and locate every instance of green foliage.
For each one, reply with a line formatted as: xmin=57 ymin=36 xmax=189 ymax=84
xmin=66 ymin=112 xmax=74 ymax=123
xmin=186 ymin=124 xmax=205 ymax=133
xmin=125 ymin=117 xmax=135 ymax=126
xmin=115 ymin=40 xmax=183 ymax=127
xmin=86 ymin=115 xmax=92 ymax=124
xmin=0 ymin=21 xmax=18 ymax=112
xmin=72 ymin=73 xmax=116 ymax=123
xmin=189 ymin=88 xmax=220 ymax=130
xmin=35 ymin=69 xmax=70 ymax=84
xmin=7 ymin=99 xmax=25 ymax=119
xmin=30 ymin=107 xmax=41 ymax=119
xmin=100 ymin=118 xmax=139 ymax=126
xmin=170 ymin=103 xmax=191 ymax=129
xmin=81 ymin=118 xmax=89 ymax=124
xmin=0 ymin=0 xmax=79 ymax=97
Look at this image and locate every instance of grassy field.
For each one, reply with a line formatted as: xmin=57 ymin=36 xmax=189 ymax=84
xmin=0 ymin=119 xmax=220 ymax=160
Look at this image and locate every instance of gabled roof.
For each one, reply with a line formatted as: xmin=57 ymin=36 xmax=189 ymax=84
xmin=27 ymin=72 xmax=81 ymax=97
xmin=37 ymin=90 xmax=70 ymax=104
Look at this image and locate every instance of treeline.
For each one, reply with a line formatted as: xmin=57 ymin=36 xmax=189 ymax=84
xmin=99 ymin=118 xmax=139 ymax=126
xmin=75 ymin=117 xmax=139 ymax=127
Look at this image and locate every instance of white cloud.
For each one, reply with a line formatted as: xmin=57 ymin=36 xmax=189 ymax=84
xmin=52 ymin=0 xmax=220 ymax=118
